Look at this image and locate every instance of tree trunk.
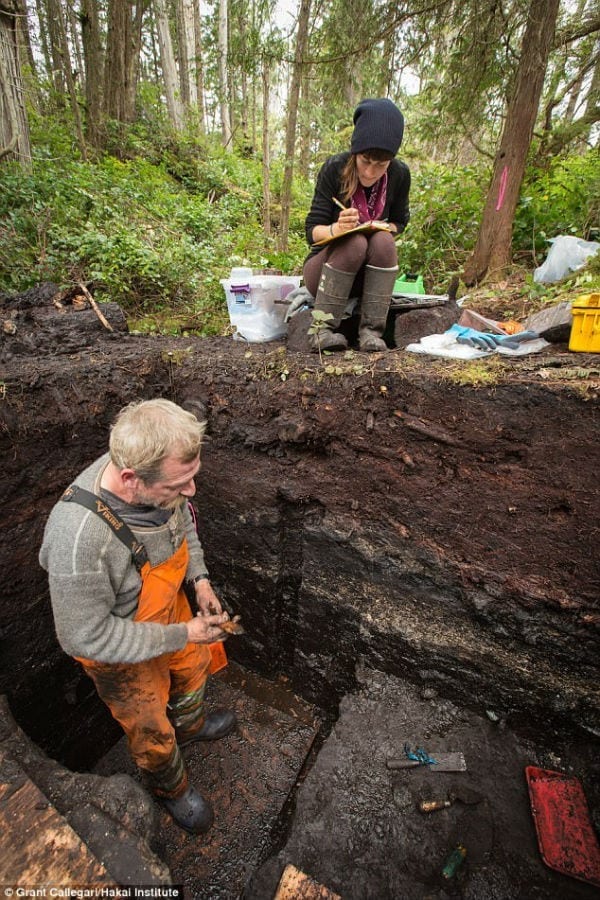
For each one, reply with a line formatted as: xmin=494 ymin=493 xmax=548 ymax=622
xmin=154 ymin=0 xmax=184 ymax=130
xmin=217 ymin=0 xmax=232 ymax=148
xmin=104 ymin=0 xmax=132 ymax=127
xmin=298 ymin=63 xmax=311 ymax=179
xmin=16 ymin=0 xmax=39 ymax=94
xmin=279 ymin=0 xmax=311 ymax=250
xmin=45 ymin=0 xmax=66 ymax=103
xmin=239 ymin=12 xmax=248 ymax=145
xmin=66 ymin=0 xmax=84 ymax=87
xmin=463 ymin=0 xmax=561 ymax=286
xmin=250 ymin=0 xmax=256 ymax=152
xmin=583 ymin=50 xmax=600 ymax=142
xmin=262 ymin=56 xmax=270 ymax=235
xmin=0 ymin=0 xmax=32 ymax=165
xmin=80 ymin=0 xmax=104 ymax=148
xmin=177 ymin=0 xmax=190 ymax=106
xmin=193 ymin=0 xmax=206 ymax=131
xmin=34 ymin=0 xmax=51 ymax=85
xmin=177 ymin=0 xmax=198 ymax=109
xmin=127 ymin=0 xmax=145 ymax=124
xmin=103 ymin=0 xmax=143 ymax=139
xmin=55 ymin=0 xmax=87 ymax=159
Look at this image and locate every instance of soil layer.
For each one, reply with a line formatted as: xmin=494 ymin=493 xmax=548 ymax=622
xmin=0 ymin=290 xmax=598 ymax=760
xmin=0 ymin=289 xmax=598 ymax=898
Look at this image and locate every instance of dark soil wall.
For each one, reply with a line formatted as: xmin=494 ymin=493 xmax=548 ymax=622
xmin=0 ymin=306 xmax=598 ymax=766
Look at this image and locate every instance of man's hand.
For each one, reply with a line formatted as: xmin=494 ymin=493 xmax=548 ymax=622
xmin=194 ymin=578 xmax=223 ymax=615
xmin=186 ymin=611 xmax=230 ymax=644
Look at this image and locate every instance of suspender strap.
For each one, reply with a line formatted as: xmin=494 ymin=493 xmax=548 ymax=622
xmin=60 ymin=484 xmax=149 ymax=572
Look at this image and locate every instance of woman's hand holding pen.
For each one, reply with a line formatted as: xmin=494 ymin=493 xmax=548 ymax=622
xmin=334 ymin=201 xmax=359 ymax=233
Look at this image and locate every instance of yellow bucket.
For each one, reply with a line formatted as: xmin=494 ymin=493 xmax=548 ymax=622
xmin=569 ymin=293 xmax=600 ymax=353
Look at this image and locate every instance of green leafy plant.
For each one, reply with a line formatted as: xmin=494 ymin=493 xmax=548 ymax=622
xmin=1 ymin=109 xmax=597 ymax=337
xmin=307 ymin=309 xmax=334 ymax=362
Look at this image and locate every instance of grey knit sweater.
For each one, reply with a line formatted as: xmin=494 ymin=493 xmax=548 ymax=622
xmin=39 ymin=454 xmax=209 ymax=664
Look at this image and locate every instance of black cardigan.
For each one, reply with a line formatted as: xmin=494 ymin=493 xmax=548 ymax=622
xmin=304 ymin=152 xmax=411 ymax=259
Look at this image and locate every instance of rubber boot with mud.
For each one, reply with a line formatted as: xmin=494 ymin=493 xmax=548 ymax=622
xmin=310 ymin=263 xmax=356 ymax=352
xmin=177 ymin=709 xmax=237 ymax=747
xmin=160 ymin=784 xmax=214 ymax=834
xmin=359 ymin=264 xmax=398 ymax=352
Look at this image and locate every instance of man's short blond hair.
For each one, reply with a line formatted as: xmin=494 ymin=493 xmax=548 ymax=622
xmin=109 ymin=399 xmax=206 ymax=483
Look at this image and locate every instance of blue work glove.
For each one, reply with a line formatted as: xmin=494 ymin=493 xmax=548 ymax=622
xmin=448 ymin=325 xmax=541 ymax=351
xmin=447 ymin=324 xmax=500 ymax=350
xmin=494 ymin=329 xmax=539 ymax=349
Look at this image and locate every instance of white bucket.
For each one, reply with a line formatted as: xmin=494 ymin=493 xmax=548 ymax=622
xmin=221 ymin=275 xmax=301 ymax=342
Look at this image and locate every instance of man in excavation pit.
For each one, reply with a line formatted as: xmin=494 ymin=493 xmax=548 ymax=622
xmin=39 ymin=398 xmax=236 ymax=835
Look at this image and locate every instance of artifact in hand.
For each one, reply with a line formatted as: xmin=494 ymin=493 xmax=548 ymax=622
xmin=220 ymin=615 xmax=245 ymax=635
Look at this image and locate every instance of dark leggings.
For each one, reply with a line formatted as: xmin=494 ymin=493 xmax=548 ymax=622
xmin=303 ymin=231 xmax=398 ymax=297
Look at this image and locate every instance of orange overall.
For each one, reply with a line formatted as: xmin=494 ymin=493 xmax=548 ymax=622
xmin=77 ymin=538 xmax=211 ymax=798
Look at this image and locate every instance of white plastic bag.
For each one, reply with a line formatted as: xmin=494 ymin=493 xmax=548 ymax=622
xmin=533 ymin=235 xmax=599 ymax=284
xmin=221 ymin=275 xmax=301 ymax=342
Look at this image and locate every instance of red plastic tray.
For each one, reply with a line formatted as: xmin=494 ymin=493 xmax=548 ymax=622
xmin=526 ymin=766 xmax=600 ymax=887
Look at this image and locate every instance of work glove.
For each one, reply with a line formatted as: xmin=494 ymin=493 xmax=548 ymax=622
xmin=447 ymin=324 xmax=500 ymax=350
xmin=493 ymin=329 xmax=539 ymax=349
xmin=284 ymin=287 xmax=314 ymax=321
xmin=448 ymin=324 xmax=539 ymax=351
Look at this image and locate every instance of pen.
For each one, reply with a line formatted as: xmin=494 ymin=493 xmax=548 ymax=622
xmin=332 ymin=196 xmax=347 ymax=211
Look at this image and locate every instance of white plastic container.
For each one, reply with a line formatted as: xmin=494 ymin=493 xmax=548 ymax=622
xmin=221 ymin=274 xmax=301 ymax=342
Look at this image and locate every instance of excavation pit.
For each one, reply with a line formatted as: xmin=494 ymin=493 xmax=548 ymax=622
xmin=0 ymin=288 xmax=598 ymax=897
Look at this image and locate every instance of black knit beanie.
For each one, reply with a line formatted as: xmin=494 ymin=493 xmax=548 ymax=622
xmin=350 ymin=98 xmax=404 ymax=156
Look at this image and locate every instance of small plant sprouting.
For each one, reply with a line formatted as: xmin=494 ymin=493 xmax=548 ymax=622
xmin=308 ymin=309 xmax=334 ymax=363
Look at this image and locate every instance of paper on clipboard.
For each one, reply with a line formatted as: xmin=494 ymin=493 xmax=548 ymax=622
xmin=312 ymin=221 xmax=391 ymax=247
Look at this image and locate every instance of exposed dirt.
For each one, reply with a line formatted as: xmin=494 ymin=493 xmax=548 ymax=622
xmin=0 ymin=284 xmax=598 ymax=897
xmin=246 ymin=668 xmax=600 ymax=900
xmin=93 ymin=664 xmax=320 ymax=899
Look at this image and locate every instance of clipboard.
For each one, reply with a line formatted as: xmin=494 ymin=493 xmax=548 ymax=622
xmin=312 ymin=221 xmax=392 ymax=247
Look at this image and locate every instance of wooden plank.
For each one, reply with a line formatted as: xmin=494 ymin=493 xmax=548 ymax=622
xmin=274 ymin=864 xmax=341 ymax=900
xmin=0 ymin=770 xmax=114 ymax=885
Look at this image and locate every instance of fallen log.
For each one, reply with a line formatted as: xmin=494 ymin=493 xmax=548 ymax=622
xmin=0 ymin=283 xmax=128 ymax=362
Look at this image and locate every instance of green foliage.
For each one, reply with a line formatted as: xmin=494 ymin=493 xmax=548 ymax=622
xmin=397 ymin=163 xmax=487 ymax=290
xmin=1 ymin=113 xmax=597 ymax=334
xmin=0 ymin=147 xmax=270 ymax=333
xmin=514 ymin=153 xmax=600 ymax=253
xmin=307 ymin=309 xmax=334 ymax=362
xmin=308 ymin=309 xmax=334 ymax=334
xmin=395 ymin=152 xmax=598 ymax=292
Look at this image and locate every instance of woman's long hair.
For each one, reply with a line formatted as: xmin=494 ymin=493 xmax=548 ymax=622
xmin=339 ymin=149 xmax=394 ymax=202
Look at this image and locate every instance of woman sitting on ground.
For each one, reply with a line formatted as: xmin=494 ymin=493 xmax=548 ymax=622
xmin=303 ymin=98 xmax=411 ymax=352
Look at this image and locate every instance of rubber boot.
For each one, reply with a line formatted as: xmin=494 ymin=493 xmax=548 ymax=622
xmin=160 ymin=784 xmax=214 ymax=834
xmin=177 ymin=709 xmax=237 ymax=747
xmin=310 ymin=263 xmax=356 ymax=352
xmin=359 ymin=264 xmax=398 ymax=352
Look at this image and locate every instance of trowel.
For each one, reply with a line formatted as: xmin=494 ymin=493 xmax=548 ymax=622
xmin=386 ymin=751 xmax=467 ymax=772
xmin=418 ymin=786 xmax=484 ymax=812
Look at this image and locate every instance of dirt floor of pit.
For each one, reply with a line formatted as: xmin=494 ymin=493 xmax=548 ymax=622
xmin=91 ymin=660 xmax=600 ymax=900
xmin=93 ymin=663 xmax=320 ymax=899
xmin=244 ymin=666 xmax=600 ymax=900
